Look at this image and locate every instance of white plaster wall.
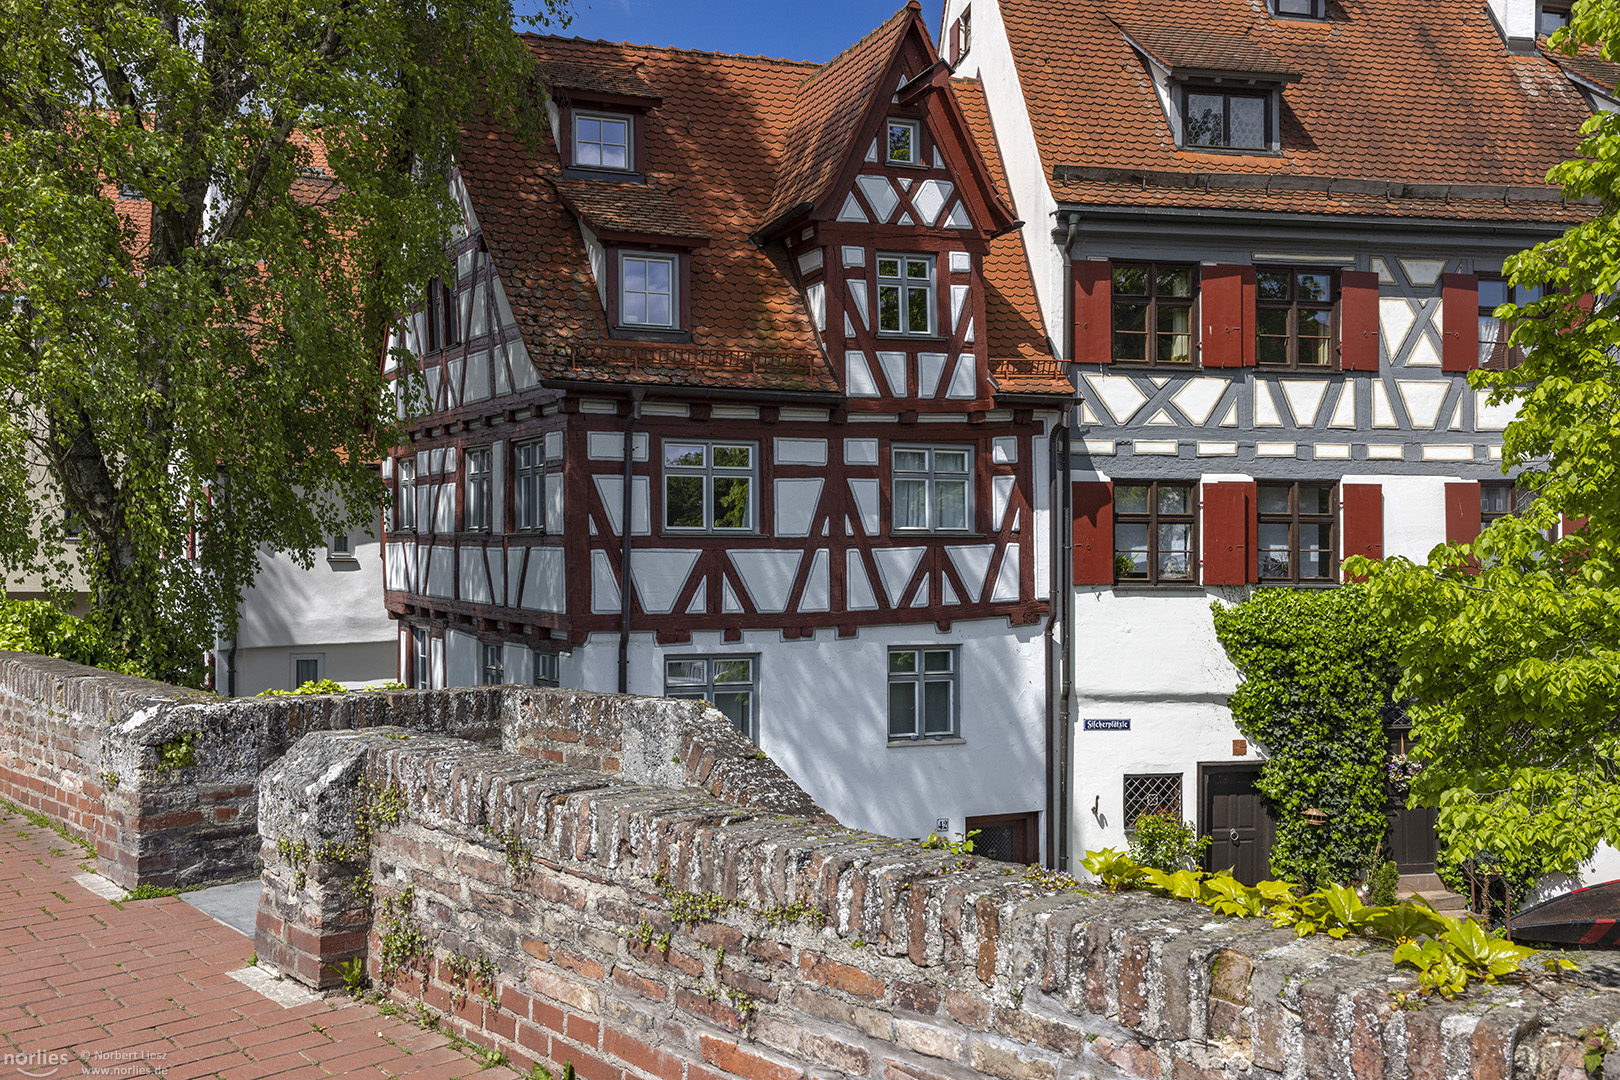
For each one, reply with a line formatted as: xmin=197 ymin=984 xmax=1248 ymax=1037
xmin=1363 ymin=473 xmax=1460 ymax=562
xmin=938 ymin=0 xmax=1064 ymax=355
xmin=235 ymin=518 xmax=393 ymax=653
xmin=1527 ymin=842 xmax=1620 ymax=905
xmin=567 ymin=620 xmax=1047 ymax=847
xmin=233 ymin=639 xmax=398 ymax=696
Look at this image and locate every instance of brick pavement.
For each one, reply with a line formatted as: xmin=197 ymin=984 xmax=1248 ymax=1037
xmin=0 ymin=803 xmax=522 ymax=1080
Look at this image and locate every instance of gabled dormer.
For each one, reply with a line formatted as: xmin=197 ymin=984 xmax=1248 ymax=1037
xmin=755 ymin=1 xmax=1020 ymax=412
xmin=1118 ymin=23 xmax=1300 ymax=154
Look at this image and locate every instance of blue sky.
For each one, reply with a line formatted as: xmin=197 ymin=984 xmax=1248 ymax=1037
xmin=515 ymin=0 xmax=939 ymax=64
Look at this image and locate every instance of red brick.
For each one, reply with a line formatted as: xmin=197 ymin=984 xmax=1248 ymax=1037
xmin=612 ymin=966 xmax=668 ymax=1001
xmin=798 ymin=953 xmax=885 ymax=1002
xmin=567 ymin=1012 xmax=602 ymax=1047
xmin=604 ymin=1027 xmax=685 ymax=1080
xmin=555 ymin=947 xmax=607 ymax=981
xmin=894 ymin=982 xmax=941 ymax=1015
xmin=700 ymin=1036 xmax=804 ymax=1080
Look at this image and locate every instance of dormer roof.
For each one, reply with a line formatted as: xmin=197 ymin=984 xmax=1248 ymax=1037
xmin=532 ymin=61 xmax=662 ymax=106
xmin=549 ymin=177 xmax=709 ymax=245
xmin=1117 ymin=23 xmax=1300 ymax=83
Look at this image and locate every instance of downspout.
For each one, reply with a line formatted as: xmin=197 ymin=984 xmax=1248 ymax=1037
xmin=617 ymin=389 xmax=644 ymax=693
xmin=1046 ymin=421 xmax=1073 ymax=870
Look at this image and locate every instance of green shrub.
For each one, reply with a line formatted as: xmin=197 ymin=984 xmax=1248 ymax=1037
xmin=1367 ymin=860 xmax=1400 ymax=907
xmin=1128 ymin=810 xmax=1211 ymax=872
xmin=0 ymin=598 xmax=148 ymax=678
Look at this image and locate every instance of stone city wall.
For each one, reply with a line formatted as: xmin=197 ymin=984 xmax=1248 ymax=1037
xmin=257 ymin=728 xmax=1620 ymax=1080
xmin=0 ymin=651 xmax=802 ymax=889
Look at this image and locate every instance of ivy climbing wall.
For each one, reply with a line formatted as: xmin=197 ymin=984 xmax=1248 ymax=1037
xmin=258 ymin=728 xmax=1620 ymax=1080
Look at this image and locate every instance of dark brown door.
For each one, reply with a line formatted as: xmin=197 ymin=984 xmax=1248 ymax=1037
xmin=967 ymin=812 xmax=1040 ymax=864
xmin=1202 ymin=766 xmax=1278 ymax=886
xmin=1386 ymin=731 xmax=1438 ymax=874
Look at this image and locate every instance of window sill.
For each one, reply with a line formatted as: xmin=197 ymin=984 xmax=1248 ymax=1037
xmin=662 ymin=530 xmax=763 ymax=539
xmin=1105 ymin=362 xmax=1202 ymax=372
xmin=611 ymin=327 xmax=692 ymax=344
xmin=890 ymin=530 xmax=985 ymax=540
xmin=874 ymin=333 xmax=947 ymax=343
xmin=1254 ymin=366 xmax=1341 ymax=376
xmin=1256 ymin=579 xmax=1339 ymax=589
xmin=561 ymin=166 xmax=645 ymax=184
xmin=1111 ymin=583 xmax=1206 ymax=594
xmin=888 ymin=736 xmax=966 ymax=748
xmin=326 ymin=555 xmax=360 ymax=566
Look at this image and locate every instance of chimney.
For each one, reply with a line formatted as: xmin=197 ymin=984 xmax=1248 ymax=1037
xmin=1486 ymin=0 xmax=1537 ymax=53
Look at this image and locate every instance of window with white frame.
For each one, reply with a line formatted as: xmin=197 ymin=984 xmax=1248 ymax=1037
xmin=480 ymin=642 xmax=504 ymax=686
xmin=329 ymin=533 xmax=353 ymax=558
xmin=292 ymin=654 xmax=323 ymax=689
xmin=663 ymin=441 xmax=755 ymax=532
xmin=892 ymin=446 xmax=971 ymax=532
xmin=665 ymin=656 xmax=758 ymax=740
xmin=412 ymin=628 xmax=429 ymax=690
xmin=573 ymin=112 xmax=632 ymax=170
xmin=514 ymin=441 xmax=545 ymax=532
xmin=888 ymin=647 xmax=958 ymax=739
xmin=877 ymin=254 xmax=934 ymax=335
xmin=620 ymin=254 xmax=676 ymax=328
xmin=886 ymin=118 xmax=920 ymax=165
xmin=533 ymin=649 xmax=559 ymax=688
xmin=397 ymin=458 xmax=417 ymax=531
xmin=465 ymin=448 xmax=491 ymax=531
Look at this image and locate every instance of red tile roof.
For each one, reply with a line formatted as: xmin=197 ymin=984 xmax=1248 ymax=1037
xmin=1116 ymin=23 xmax=1299 ymax=81
xmin=953 ymin=78 xmax=1069 ymax=397
xmin=458 ymin=37 xmax=838 ymax=392
xmin=758 ymin=6 xmax=914 ymax=231
xmin=549 ymin=177 xmax=709 ymax=241
xmin=1000 ymin=0 xmax=1598 ymax=221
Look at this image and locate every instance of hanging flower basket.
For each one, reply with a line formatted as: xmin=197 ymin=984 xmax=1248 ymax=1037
xmin=1387 ymin=753 xmax=1422 ymax=795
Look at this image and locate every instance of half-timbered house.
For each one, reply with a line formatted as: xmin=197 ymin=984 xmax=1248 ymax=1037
xmin=945 ymin=0 xmax=1615 ymax=881
xmin=381 ymin=3 xmax=1071 ymax=851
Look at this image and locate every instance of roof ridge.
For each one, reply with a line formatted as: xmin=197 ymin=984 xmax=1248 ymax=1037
xmin=797 ymin=3 xmax=916 ymax=87
xmin=517 ymin=31 xmax=822 ymax=70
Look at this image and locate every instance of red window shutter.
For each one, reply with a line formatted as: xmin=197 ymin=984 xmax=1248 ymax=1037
xmin=1339 ymin=270 xmax=1380 ymax=372
xmin=1200 ymin=265 xmax=1254 ymax=368
xmin=1444 ymin=481 xmax=1482 ymax=545
xmin=949 ymin=20 xmax=961 ymax=64
xmin=1072 ymin=261 xmax=1111 ymax=365
xmin=1341 ymin=483 xmax=1383 ymax=579
xmin=1441 ymin=273 xmax=1480 ymax=373
xmin=1562 ymin=515 xmax=1588 ymax=536
xmin=1202 ymin=481 xmax=1256 ymax=585
xmin=1072 ymin=481 xmax=1113 ymax=585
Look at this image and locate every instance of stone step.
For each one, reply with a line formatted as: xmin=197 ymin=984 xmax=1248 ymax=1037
xmin=1398 ymin=873 xmax=1446 ymax=893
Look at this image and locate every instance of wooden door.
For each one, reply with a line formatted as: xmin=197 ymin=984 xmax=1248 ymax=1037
xmin=1386 ymin=731 xmax=1438 ymax=874
xmin=1202 ymin=766 xmax=1277 ymax=886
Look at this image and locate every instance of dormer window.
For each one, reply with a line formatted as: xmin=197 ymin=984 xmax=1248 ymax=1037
xmin=573 ymin=112 xmax=632 ymax=171
xmin=886 ymin=119 xmax=920 ymax=165
xmin=1539 ymin=2 xmax=1571 ymax=37
xmin=1274 ymin=0 xmax=1324 ymax=18
xmin=1183 ymin=88 xmax=1270 ymax=150
xmin=620 ymin=253 xmax=676 ymax=328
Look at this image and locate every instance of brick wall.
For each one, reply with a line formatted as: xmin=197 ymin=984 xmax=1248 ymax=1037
xmin=0 ymin=652 xmax=817 ymax=890
xmin=258 ymin=729 xmax=1620 ymax=1080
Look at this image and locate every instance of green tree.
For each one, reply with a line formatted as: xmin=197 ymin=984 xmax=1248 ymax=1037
xmin=0 ymin=0 xmax=565 ymax=683
xmin=1349 ymin=5 xmax=1620 ymax=883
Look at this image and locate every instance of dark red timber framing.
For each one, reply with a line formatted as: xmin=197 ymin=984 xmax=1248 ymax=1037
xmin=378 ymin=4 xmax=1070 ymax=673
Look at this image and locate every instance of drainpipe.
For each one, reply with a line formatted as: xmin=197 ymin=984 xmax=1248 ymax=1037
xmin=616 ymin=389 xmax=644 ymax=693
xmin=1045 ymin=421 xmax=1073 ymax=870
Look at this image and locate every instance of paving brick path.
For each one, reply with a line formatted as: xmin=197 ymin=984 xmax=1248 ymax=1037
xmin=0 ymin=803 xmax=520 ymax=1080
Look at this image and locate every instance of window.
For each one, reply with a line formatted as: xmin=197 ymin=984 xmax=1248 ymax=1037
xmin=665 ymin=657 xmax=757 ymax=740
xmin=1123 ymin=774 xmax=1183 ymax=831
xmin=514 ymin=441 xmax=545 ymax=532
xmin=574 ymin=112 xmax=631 ymax=170
xmin=63 ymin=505 xmax=80 ymax=540
xmin=533 ymin=649 xmax=559 ymax=688
xmin=397 ymin=458 xmax=417 ymax=532
xmin=1258 ymin=482 xmax=1336 ymax=582
xmin=1274 ymin=0 xmax=1324 ymax=17
xmin=330 ymin=533 xmax=353 ymax=558
xmin=965 ymin=811 xmax=1039 ymax=864
xmin=425 ymin=277 xmax=458 ymax=352
xmin=877 ymin=255 xmax=935 ymax=336
xmin=886 ymin=118 xmax=920 ymax=165
xmin=892 ymin=446 xmax=971 ymax=532
xmin=1183 ymin=88 xmax=1270 ymax=150
xmin=481 ymin=642 xmax=504 ymax=686
xmin=1257 ymin=267 xmax=1335 ymax=368
xmin=951 ymin=8 xmax=973 ymax=64
xmin=663 ymin=441 xmax=755 ymax=532
xmin=888 ymin=647 xmax=958 ymax=739
xmin=1482 ymin=481 xmax=1534 ymax=525
xmin=1539 ymin=2 xmax=1571 ymax=36
xmin=412 ymin=629 xmax=429 ymax=690
xmin=1113 ymin=482 xmax=1196 ymax=584
xmin=620 ymin=254 xmax=676 ymax=328
xmin=465 ymin=448 xmax=491 ymax=531
xmin=1111 ymin=264 xmax=1194 ymax=365
xmin=292 ymin=654 xmax=323 ymax=689
xmin=1477 ymin=277 xmax=1542 ymax=371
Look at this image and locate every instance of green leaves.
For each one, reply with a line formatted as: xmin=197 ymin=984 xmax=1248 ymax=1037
xmin=1211 ymin=586 xmax=1399 ymax=883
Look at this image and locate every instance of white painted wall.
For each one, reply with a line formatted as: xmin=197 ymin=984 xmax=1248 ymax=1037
xmin=228 ymin=510 xmax=396 ymax=695
xmin=938 ymin=0 xmax=1065 ymax=355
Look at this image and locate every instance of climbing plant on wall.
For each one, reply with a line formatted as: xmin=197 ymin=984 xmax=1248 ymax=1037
xmin=1211 ymin=585 xmax=1402 ymax=884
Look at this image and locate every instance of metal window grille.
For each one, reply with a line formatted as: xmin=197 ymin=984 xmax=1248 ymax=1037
xmin=1123 ymin=774 xmax=1183 ymax=831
